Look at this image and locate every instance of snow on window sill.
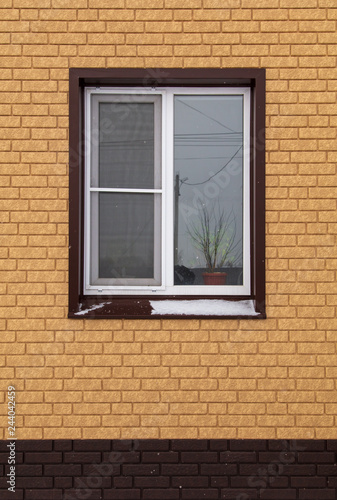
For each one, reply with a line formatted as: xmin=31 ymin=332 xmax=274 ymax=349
xmin=150 ymin=299 xmax=259 ymax=317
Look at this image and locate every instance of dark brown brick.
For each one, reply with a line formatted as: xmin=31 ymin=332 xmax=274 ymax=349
xmin=112 ymin=440 xmax=136 ymax=451
xmin=210 ymin=476 xmax=229 ymax=487
xmin=201 ymin=463 xmax=237 ymax=475
xmin=298 ymin=490 xmax=336 ymax=499
xmin=182 ymin=489 xmax=218 ymax=499
xmin=103 ymin=451 xmax=140 ymax=463
xmin=143 ymin=451 xmax=178 ymax=463
xmin=122 ymin=464 xmax=159 ymax=476
xmin=143 ymin=489 xmax=179 ymax=499
xmin=64 ymin=489 xmax=103 ymax=500
xmin=16 ymin=477 xmax=53 ymax=488
xmin=103 ymin=489 xmax=141 ymax=499
xmin=259 ymin=451 xmax=296 ymax=464
xmin=0 ymin=491 xmax=23 ymax=500
xmin=16 ymin=465 xmax=43 ymax=476
xmin=172 ymin=440 xmax=208 ymax=451
xmin=260 ymin=490 xmax=296 ymax=499
xmin=83 ymin=463 xmax=120 ymax=476
xmin=26 ymin=490 xmax=63 ymax=500
xmin=162 ymin=464 xmax=198 ymax=476
xmin=54 ymin=477 xmax=73 ymax=488
xmin=221 ymin=490 xmax=258 ymax=500
xmin=221 ymin=451 xmax=256 ymax=463
xmin=54 ymin=440 xmax=73 ymax=451
xmin=134 ymin=476 xmax=170 ymax=488
xmin=64 ymin=452 xmax=101 ymax=463
xmin=172 ymin=476 xmax=209 ymax=488
xmin=298 ymin=452 xmax=335 ymax=463
xmin=0 ymin=452 xmax=23 ymax=464
xmin=44 ymin=464 xmax=81 ymax=476
xmin=282 ymin=465 xmax=317 ymax=476
xmin=181 ymin=451 xmax=218 ymax=463
xmin=268 ymin=440 xmax=307 ymax=452
xmin=114 ymin=476 xmax=133 ymax=488
xmin=209 ymin=439 xmax=228 ymax=451
xmin=136 ymin=440 xmax=170 ymax=451
xmin=230 ymin=439 xmax=267 ymax=451
xmin=17 ymin=441 xmax=52 ymax=452
xmin=74 ymin=440 xmax=111 ymax=451
xmin=291 ymin=476 xmax=326 ymax=488
xmin=327 ymin=441 xmax=337 ymax=451
xmin=291 ymin=440 xmax=324 ymax=451
xmin=25 ymin=452 xmax=62 ymax=464
xmin=318 ymin=464 xmax=337 ymax=475
xmin=327 ymin=476 xmax=337 ymax=487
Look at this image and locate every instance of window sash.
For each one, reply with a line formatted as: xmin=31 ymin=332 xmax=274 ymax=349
xmin=84 ymin=87 xmax=250 ymax=296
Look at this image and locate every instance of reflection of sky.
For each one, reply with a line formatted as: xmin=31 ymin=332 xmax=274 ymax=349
xmin=174 ymin=95 xmax=243 ymax=269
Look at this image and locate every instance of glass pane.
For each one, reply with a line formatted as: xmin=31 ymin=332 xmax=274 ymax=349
xmin=174 ymin=95 xmax=244 ymax=286
xmin=98 ymin=102 xmax=155 ymax=189
xmin=96 ymin=193 xmax=156 ymax=282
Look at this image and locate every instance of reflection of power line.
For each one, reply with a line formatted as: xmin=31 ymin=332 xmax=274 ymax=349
xmin=176 ymin=98 xmax=239 ymax=134
xmin=180 ymin=146 xmax=242 ymax=187
xmin=175 ymin=156 xmax=243 ymax=161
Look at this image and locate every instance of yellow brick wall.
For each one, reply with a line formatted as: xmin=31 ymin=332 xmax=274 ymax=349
xmin=0 ymin=0 xmax=336 ymax=440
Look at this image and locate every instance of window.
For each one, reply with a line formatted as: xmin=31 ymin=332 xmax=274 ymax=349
xmin=69 ymin=69 xmax=265 ymax=319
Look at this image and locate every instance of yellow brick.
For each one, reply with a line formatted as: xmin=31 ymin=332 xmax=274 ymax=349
xmin=26 ymin=342 xmax=63 ymax=353
xmin=219 ymin=415 xmax=255 ymax=427
xmin=136 ymin=10 xmax=173 ymax=21
xmin=133 ymin=367 xmax=170 ymax=378
xmin=74 ymin=367 xmax=111 ymax=378
xmin=83 ymin=428 xmax=121 ymax=439
xmin=173 ymin=9 xmax=192 ymax=21
xmin=25 ymin=416 xmax=62 ymax=428
xmin=162 ymin=355 xmax=198 ymax=366
xmin=142 ymin=379 xmax=178 ymax=390
xmin=229 ymin=367 xmax=266 ymax=378
xmin=181 ymin=379 xmax=217 ymax=390
xmin=180 ymin=415 xmax=217 ymax=427
xmin=44 ymin=391 xmax=82 ymax=402
xmin=75 ymin=331 xmax=112 ymax=342
xmin=73 ymin=403 xmax=111 ymax=414
xmin=297 ymin=415 xmax=334 ymax=427
xmin=171 ymin=367 xmax=208 ymax=378
xmin=138 ymin=45 xmax=173 ymax=56
xmin=142 ymin=415 xmax=178 ymax=426
xmin=123 ymin=391 xmax=160 ymax=402
xmin=54 ymin=368 xmax=72 ymax=379
xmin=278 ymin=391 xmax=315 ymax=403
xmin=65 ymin=380 xmax=101 ymax=391
xmin=84 ymin=354 xmax=122 ymax=366
xmin=98 ymin=9 xmax=134 ymax=21
xmin=289 ymin=403 xmax=325 ymax=414
xmin=257 ymin=415 xmax=295 ymax=426
xmin=63 ymin=416 xmax=101 ymax=427
xmin=66 ymin=343 xmax=102 ymax=354
xmin=133 ymin=403 xmax=168 ymax=414
xmin=228 ymin=403 xmax=265 ymax=414
xmin=107 ymin=21 xmax=144 ymax=32
xmin=45 ymin=428 xmax=82 ymax=439
xmin=125 ymin=320 xmax=161 ymax=330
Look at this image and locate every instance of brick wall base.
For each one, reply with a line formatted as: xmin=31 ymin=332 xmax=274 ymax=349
xmin=1 ymin=439 xmax=336 ymax=499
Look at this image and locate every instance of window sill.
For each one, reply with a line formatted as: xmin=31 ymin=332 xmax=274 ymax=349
xmin=68 ymin=297 xmax=266 ymax=319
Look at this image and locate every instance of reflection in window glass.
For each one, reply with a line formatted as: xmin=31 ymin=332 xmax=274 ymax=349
xmin=98 ymin=102 xmax=155 ymax=189
xmin=174 ymin=95 xmax=243 ymax=286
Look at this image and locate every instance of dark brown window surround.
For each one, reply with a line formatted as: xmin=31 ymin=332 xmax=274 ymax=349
xmin=68 ymin=68 xmax=266 ymax=319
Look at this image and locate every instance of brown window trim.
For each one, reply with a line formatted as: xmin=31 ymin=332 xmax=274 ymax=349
xmin=68 ymin=68 xmax=266 ymax=319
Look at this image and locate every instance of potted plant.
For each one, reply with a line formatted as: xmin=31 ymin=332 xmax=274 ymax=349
xmin=188 ymin=202 xmax=240 ymax=285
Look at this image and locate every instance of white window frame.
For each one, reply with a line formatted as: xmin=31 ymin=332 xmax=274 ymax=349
xmin=83 ymin=86 xmax=251 ymax=297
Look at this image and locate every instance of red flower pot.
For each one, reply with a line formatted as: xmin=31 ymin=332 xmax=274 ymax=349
xmin=202 ymin=272 xmax=227 ymax=285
